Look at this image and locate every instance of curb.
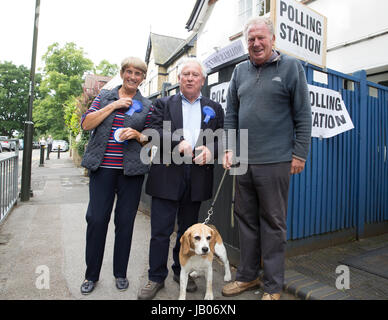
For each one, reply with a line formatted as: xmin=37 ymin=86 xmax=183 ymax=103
xmin=283 ymin=269 xmax=357 ymax=300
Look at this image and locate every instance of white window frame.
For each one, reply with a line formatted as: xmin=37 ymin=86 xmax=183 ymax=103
xmin=255 ymin=0 xmax=271 ymax=16
xmin=239 ymin=0 xmax=271 ymax=23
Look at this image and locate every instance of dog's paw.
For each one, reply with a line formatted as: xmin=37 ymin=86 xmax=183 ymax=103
xmin=178 ymin=295 xmax=186 ymax=300
xmin=204 ymin=292 xmax=214 ymax=300
xmin=224 ymin=273 xmax=232 ymax=282
xmin=189 ymin=271 xmax=199 ymax=279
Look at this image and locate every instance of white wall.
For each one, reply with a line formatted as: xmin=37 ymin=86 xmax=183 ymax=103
xmin=307 ymin=0 xmax=388 ymax=76
xmin=307 ymin=0 xmax=388 ymax=47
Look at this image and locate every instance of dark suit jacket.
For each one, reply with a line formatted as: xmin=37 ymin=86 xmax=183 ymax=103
xmin=145 ymin=94 xmax=224 ymax=202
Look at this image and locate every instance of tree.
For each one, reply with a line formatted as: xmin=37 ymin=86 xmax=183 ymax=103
xmin=64 ymin=92 xmax=93 ymax=157
xmin=95 ymin=59 xmax=119 ymax=77
xmin=0 ymin=61 xmax=41 ymax=137
xmin=33 ymin=42 xmax=93 ymax=139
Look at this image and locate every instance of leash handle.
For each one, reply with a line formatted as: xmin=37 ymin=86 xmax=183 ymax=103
xmin=203 ymin=168 xmax=228 ymax=224
xmin=230 ymin=174 xmax=236 ymax=228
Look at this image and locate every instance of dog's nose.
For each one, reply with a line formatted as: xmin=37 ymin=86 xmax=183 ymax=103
xmin=202 ymin=247 xmax=209 ymax=254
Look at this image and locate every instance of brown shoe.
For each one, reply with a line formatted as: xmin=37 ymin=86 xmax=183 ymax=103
xmin=261 ymin=292 xmax=281 ymax=300
xmin=137 ymin=280 xmax=164 ymax=300
xmin=222 ymin=278 xmax=261 ymax=297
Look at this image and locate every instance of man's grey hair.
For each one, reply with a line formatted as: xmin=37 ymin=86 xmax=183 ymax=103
xmin=177 ymin=57 xmax=207 ymax=78
xmin=243 ymin=16 xmax=274 ymax=41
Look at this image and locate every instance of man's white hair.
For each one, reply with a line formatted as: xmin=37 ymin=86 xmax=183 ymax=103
xmin=177 ymin=57 xmax=207 ymax=78
xmin=243 ymin=16 xmax=274 ymax=41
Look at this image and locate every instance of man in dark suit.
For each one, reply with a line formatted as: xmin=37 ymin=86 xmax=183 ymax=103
xmin=138 ymin=58 xmax=224 ymax=300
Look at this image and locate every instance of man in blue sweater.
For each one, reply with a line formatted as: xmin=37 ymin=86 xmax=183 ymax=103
xmin=222 ymin=17 xmax=312 ymax=300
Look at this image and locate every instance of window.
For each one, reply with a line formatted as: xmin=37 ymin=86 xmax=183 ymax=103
xmin=239 ymin=0 xmax=252 ymax=24
xmin=255 ymin=0 xmax=270 ymax=16
xmin=239 ymin=0 xmax=271 ymax=24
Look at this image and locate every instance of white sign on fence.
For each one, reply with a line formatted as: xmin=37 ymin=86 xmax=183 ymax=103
xmin=271 ymin=0 xmax=327 ymax=67
xmin=209 ymin=82 xmax=229 ymax=113
xmin=309 ymin=84 xmax=354 ymax=139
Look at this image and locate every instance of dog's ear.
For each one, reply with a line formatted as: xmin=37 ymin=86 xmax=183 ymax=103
xmin=209 ymin=229 xmax=217 ymax=253
xmin=180 ymin=230 xmax=191 ymax=255
xmin=213 ymin=227 xmax=223 ymax=244
xmin=209 ymin=228 xmax=222 ymax=253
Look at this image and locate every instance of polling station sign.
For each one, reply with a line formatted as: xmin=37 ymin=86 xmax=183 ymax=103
xmin=271 ymin=0 xmax=327 ymax=67
xmin=210 ymin=82 xmax=229 ymax=113
xmin=309 ymin=85 xmax=354 ymax=139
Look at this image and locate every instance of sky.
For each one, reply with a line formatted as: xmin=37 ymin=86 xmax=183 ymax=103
xmin=0 ymin=0 xmax=197 ymax=71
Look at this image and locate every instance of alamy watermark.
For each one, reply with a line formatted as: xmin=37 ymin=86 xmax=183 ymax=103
xmin=335 ymin=265 xmax=350 ymax=290
xmin=35 ymin=265 xmax=50 ymax=290
xmin=139 ymin=122 xmax=249 ymax=175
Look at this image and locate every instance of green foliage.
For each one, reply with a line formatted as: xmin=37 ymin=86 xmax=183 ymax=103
xmin=1 ymin=42 xmax=117 ymax=141
xmin=33 ymin=42 xmax=94 ymax=139
xmin=0 ymin=61 xmax=41 ymax=136
xmin=95 ymin=59 xmax=119 ymax=77
xmin=64 ymin=96 xmax=82 ymax=138
xmin=75 ymin=130 xmax=90 ymax=158
xmin=43 ymin=42 xmax=94 ymax=78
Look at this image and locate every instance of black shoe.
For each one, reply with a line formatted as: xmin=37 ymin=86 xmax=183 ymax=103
xmin=173 ymin=274 xmax=198 ymax=292
xmin=80 ymin=280 xmax=96 ymax=295
xmin=115 ymin=277 xmax=129 ymax=291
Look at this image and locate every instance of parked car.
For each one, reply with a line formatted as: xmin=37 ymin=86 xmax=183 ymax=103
xmin=18 ymin=139 xmax=24 ymax=150
xmin=0 ymin=136 xmax=11 ymax=151
xmin=52 ymin=140 xmax=69 ymax=152
xmin=10 ymin=141 xmax=16 ymax=151
xmin=32 ymin=141 xmax=40 ymax=149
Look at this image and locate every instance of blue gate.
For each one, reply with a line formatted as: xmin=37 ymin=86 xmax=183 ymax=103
xmin=287 ymin=64 xmax=388 ymax=241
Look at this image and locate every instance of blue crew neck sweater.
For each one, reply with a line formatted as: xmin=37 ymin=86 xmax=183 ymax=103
xmin=224 ymin=52 xmax=312 ymax=164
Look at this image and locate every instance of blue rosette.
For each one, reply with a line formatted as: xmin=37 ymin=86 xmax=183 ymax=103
xmin=203 ymin=106 xmax=216 ymax=124
xmin=126 ymin=99 xmax=143 ymax=116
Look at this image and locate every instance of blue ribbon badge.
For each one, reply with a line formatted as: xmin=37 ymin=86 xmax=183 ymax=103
xmin=203 ymin=106 xmax=215 ymax=124
xmin=113 ymin=128 xmax=128 ymax=144
xmin=126 ymin=99 xmax=143 ymax=116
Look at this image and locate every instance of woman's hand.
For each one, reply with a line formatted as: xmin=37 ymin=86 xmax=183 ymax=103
xmin=82 ymin=98 xmax=133 ymax=131
xmin=119 ymin=127 xmax=140 ymax=141
xmin=112 ymin=97 xmax=132 ymax=110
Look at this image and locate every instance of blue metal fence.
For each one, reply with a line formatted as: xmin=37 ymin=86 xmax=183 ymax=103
xmin=287 ymin=64 xmax=388 ymax=241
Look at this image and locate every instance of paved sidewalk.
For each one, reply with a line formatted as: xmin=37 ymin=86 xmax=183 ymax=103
xmin=0 ymin=151 xmax=387 ymax=300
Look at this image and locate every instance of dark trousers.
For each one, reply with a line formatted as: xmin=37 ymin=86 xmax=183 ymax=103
xmin=148 ymin=165 xmax=201 ymax=283
xmin=234 ymin=162 xmax=291 ymax=294
xmin=85 ymin=168 xmax=144 ymax=282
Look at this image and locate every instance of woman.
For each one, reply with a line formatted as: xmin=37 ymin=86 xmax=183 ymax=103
xmin=80 ymin=57 xmax=153 ymax=295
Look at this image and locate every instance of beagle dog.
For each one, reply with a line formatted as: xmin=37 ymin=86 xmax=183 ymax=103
xmin=179 ymin=223 xmax=231 ymax=300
